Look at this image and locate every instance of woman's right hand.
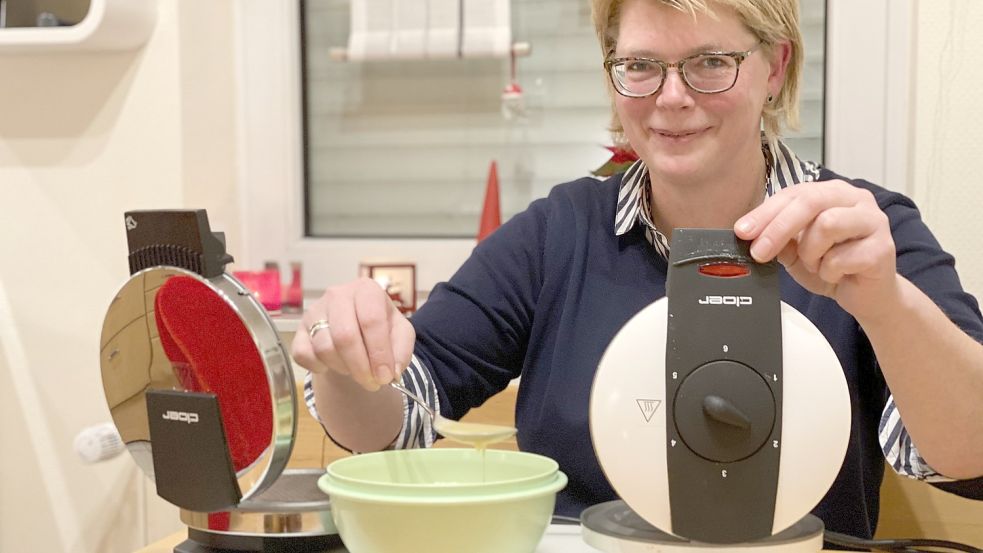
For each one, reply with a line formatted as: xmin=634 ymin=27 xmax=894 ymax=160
xmin=291 ymin=277 xmax=416 ymax=391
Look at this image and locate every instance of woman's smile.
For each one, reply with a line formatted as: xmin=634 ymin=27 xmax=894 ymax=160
xmin=651 ymin=125 xmax=711 ymax=144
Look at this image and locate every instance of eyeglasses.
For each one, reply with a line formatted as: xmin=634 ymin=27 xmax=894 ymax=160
xmin=604 ymin=42 xmax=762 ymax=97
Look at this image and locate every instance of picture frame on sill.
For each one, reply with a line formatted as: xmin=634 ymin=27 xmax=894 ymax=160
xmin=359 ymin=262 xmax=417 ymax=315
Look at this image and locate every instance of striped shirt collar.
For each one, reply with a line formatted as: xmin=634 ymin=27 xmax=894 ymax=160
xmin=613 ymin=133 xmax=821 ymax=259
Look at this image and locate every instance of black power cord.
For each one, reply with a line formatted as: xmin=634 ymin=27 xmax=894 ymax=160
xmin=824 ymin=530 xmax=982 ymax=553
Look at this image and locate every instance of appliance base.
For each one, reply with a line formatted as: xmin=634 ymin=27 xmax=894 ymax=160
xmin=174 ymin=529 xmax=345 ymax=553
xmin=581 ymin=500 xmax=823 ymax=553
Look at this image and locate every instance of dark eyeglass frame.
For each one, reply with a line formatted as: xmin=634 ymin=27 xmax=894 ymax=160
xmin=604 ymin=42 xmax=762 ymax=97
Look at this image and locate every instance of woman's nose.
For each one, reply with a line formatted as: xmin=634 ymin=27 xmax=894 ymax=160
xmin=656 ymin=69 xmax=695 ymax=109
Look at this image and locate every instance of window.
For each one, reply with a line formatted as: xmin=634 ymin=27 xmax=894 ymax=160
xmin=301 ymin=1 xmax=611 ymax=238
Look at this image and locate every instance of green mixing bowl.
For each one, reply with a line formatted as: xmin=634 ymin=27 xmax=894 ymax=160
xmin=319 ymin=448 xmax=567 ymax=553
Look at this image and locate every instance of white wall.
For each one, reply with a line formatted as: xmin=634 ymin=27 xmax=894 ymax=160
xmin=0 ymin=1 xmax=238 ymax=551
xmin=909 ymin=0 xmax=983 ymax=299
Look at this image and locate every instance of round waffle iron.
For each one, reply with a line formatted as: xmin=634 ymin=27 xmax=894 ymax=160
xmin=99 ymin=210 xmax=341 ymax=553
xmin=585 ymin=229 xmax=852 ymax=551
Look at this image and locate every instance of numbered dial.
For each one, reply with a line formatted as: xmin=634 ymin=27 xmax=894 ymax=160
xmin=673 ymin=360 xmax=776 ymax=463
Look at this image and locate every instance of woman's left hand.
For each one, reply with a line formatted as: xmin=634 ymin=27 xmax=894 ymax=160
xmin=734 ymin=179 xmax=899 ymax=323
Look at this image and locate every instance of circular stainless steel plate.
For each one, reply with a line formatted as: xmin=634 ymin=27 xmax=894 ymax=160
xmin=99 ymin=266 xmax=296 ymax=506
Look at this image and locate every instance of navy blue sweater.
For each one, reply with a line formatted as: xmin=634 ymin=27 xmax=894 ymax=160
xmin=410 ymin=170 xmax=983 ymax=538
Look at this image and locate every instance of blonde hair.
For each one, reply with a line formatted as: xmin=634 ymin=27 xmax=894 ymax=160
xmin=590 ymin=0 xmax=803 ymax=146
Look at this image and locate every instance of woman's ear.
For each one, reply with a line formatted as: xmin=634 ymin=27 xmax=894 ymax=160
xmin=767 ymin=40 xmax=792 ymax=95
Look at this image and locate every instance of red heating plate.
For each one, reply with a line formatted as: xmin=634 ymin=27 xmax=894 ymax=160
xmin=154 ymin=276 xmax=273 ymax=473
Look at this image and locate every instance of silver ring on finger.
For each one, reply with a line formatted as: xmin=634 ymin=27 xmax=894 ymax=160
xmin=308 ymin=319 xmax=330 ymax=340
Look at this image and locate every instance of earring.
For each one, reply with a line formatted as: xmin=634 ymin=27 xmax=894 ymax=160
xmin=766 ymin=94 xmax=775 ymax=103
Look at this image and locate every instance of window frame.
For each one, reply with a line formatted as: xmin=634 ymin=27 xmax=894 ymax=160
xmin=234 ymin=0 xmax=914 ymax=291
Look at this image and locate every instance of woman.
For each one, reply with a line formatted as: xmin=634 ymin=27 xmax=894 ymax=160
xmin=293 ymin=0 xmax=983 ymax=539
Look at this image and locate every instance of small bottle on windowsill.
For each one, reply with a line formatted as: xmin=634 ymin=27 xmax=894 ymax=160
xmin=283 ymin=261 xmax=303 ymax=313
xmin=261 ymin=261 xmax=282 ymax=313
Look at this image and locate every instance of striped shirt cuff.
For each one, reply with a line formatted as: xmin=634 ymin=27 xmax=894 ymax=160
xmin=879 ymin=394 xmax=953 ymax=482
xmin=303 ymin=353 xmax=440 ymax=452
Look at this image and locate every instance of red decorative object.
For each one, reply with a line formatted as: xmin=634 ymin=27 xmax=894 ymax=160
xmin=232 ymin=269 xmax=281 ymax=312
xmin=283 ymin=262 xmax=304 ymax=313
xmin=477 ymin=160 xmax=501 ymax=242
xmin=591 ymin=145 xmax=640 ymax=177
xmin=359 ymin=263 xmax=417 ymax=314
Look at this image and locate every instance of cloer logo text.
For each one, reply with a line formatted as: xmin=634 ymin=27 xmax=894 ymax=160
xmin=698 ymin=295 xmax=753 ymax=306
xmin=162 ymin=410 xmax=200 ymax=424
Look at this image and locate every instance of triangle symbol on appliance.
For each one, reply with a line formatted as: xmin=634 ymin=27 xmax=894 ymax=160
xmin=636 ymin=399 xmax=662 ymax=423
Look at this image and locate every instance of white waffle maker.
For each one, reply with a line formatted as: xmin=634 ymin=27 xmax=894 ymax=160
xmin=584 ymin=229 xmax=851 ymax=552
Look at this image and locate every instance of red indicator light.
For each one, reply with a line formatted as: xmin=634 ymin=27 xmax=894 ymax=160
xmin=698 ymin=262 xmax=750 ymax=278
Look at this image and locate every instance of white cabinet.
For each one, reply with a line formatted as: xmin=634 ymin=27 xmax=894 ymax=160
xmin=0 ymin=0 xmax=156 ymax=52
